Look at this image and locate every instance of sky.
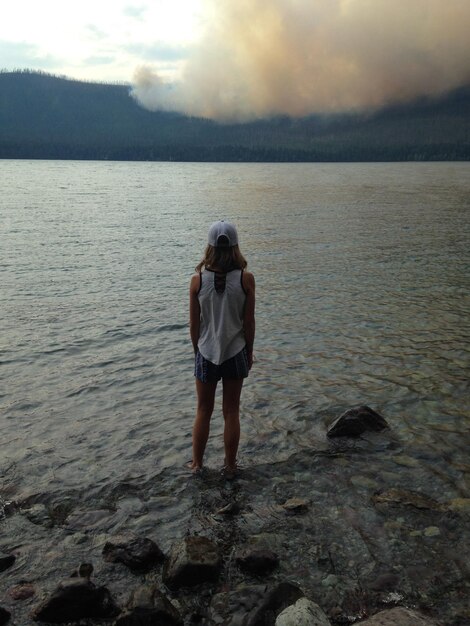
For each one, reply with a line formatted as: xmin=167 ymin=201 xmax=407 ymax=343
xmin=0 ymin=0 xmax=205 ymax=82
xmin=2 ymin=0 xmax=470 ymax=121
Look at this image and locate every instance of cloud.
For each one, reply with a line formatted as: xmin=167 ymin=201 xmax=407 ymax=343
xmin=84 ymin=24 xmax=108 ymax=40
xmin=123 ymin=5 xmax=147 ymax=20
xmin=126 ymin=42 xmax=189 ymax=62
xmin=83 ymin=54 xmax=117 ymax=66
xmin=131 ymin=0 xmax=470 ymax=121
xmin=0 ymin=40 xmax=59 ymax=70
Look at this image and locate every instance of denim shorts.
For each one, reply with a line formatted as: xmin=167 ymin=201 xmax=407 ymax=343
xmin=195 ymin=347 xmax=250 ymax=383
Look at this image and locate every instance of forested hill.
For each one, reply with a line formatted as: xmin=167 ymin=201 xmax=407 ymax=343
xmin=0 ymin=70 xmax=469 ymax=162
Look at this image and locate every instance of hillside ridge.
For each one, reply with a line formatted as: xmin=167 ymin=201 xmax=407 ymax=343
xmin=1 ymin=70 xmax=469 ymax=161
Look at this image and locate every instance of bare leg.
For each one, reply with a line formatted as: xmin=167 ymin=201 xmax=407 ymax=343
xmin=222 ymin=377 xmax=244 ymax=471
xmin=192 ymin=379 xmax=218 ymax=470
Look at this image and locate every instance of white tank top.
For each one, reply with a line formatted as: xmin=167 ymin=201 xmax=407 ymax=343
xmin=197 ymin=268 xmax=246 ymax=365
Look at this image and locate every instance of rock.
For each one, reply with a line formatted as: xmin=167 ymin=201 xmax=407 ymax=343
xmin=371 ymin=489 xmax=443 ymax=511
xmin=102 ymin=536 xmax=164 ymax=572
xmin=8 ymin=582 xmax=36 ymax=600
xmin=70 ymin=562 xmax=94 ymax=578
xmin=31 ymin=577 xmax=119 ymax=623
xmin=327 ymin=406 xmax=389 ymax=438
xmin=369 ymin=573 xmax=400 ymax=592
xmin=321 ymin=575 xmax=339 ymax=588
xmin=115 ymin=584 xmax=183 ymax=626
xmin=446 ymin=498 xmax=470 ymax=512
xmin=215 ymin=502 xmax=241 ymax=515
xmin=356 ymin=606 xmax=439 ymax=625
xmin=0 ymin=607 xmax=11 ymax=626
xmin=235 ymin=547 xmax=279 ymax=576
xmin=350 ymin=476 xmax=380 ymax=490
xmin=392 ymin=455 xmax=420 ymax=468
xmin=66 ymin=508 xmax=115 ymax=531
xmin=22 ymin=504 xmax=53 ymax=528
xmin=163 ymin=536 xmax=222 ymax=589
xmin=282 ymin=497 xmax=309 ymax=513
xmin=209 ymin=582 xmax=303 ymax=626
xmin=275 ymin=597 xmax=331 ymax=626
xmin=0 ymin=554 xmax=15 ymax=573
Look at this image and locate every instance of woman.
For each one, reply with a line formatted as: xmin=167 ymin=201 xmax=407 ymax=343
xmin=189 ymin=220 xmax=255 ymax=478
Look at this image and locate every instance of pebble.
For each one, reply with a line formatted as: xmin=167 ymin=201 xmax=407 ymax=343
xmin=321 ymin=574 xmax=339 ymax=587
xmin=350 ymin=476 xmax=379 ymax=489
xmin=8 ymin=582 xmax=36 ymax=601
xmin=282 ymin=497 xmax=309 ymax=512
xmin=392 ymin=455 xmax=420 ymax=468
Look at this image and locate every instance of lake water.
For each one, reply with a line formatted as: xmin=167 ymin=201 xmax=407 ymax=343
xmin=1 ymin=160 xmax=469 ymax=624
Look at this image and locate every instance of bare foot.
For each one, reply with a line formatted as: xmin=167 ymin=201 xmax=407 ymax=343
xmin=221 ymin=465 xmax=238 ymax=480
xmin=187 ymin=461 xmax=203 ymax=475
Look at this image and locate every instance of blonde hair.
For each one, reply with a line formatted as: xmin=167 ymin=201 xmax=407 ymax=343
xmin=196 ymin=244 xmax=247 ymax=273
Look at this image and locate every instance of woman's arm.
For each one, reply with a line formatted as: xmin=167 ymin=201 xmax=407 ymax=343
xmin=242 ymin=271 xmax=256 ymax=369
xmin=189 ymin=274 xmax=201 ymax=354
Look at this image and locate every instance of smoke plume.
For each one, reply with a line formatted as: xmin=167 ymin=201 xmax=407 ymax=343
xmin=132 ymin=0 xmax=470 ymax=121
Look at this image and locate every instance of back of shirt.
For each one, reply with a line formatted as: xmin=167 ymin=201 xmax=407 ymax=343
xmin=197 ymin=269 xmax=246 ymax=365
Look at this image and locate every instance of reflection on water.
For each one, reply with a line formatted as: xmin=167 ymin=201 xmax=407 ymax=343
xmin=1 ymin=161 xmax=469 ymax=624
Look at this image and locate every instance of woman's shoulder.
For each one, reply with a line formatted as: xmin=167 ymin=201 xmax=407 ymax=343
xmin=241 ymin=269 xmax=255 ymax=290
xmin=190 ymin=273 xmax=201 ymax=292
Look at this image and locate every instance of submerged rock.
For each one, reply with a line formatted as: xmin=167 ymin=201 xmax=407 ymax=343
xmin=102 ymin=536 xmax=164 ymax=572
xmin=372 ymin=489 xmax=443 ymax=511
xmin=235 ymin=546 xmax=280 ymax=576
xmin=209 ymin=582 xmax=303 ymax=626
xmin=356 ymin=606 xmax=439 ymax=625
xmin=70 ymin=562 xmax=94 ymax=578
xmin=275 ymin=597 xmax=331 ymax=626
xmin=327 ymin=406 xmax=389 ymax=438
xmin=0 ymin=554 xmax=15 ymax=573
xmin=22 ymin=504 xmax=53 ymax=528
xmin=31 ymin=577 xmax=119 ymax=623
xmin=282 ymin=497 xmax=309 ymax=513
xmin=163 ymin=536 xmax=222 ymax=589
xmin=115 ymin=584 xmax=182 ymax=626
xmin=0 ymin=607 xmax=11 ymax=626
xmin=8 ymin=582 xmax=36 ymax=600
xmin=446 ymin=498 xmax=470 ymax=512
xmin=369 ymin=572 xmax=400 ymax=592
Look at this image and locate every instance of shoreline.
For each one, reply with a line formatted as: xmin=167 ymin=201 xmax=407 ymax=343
xmin=1 ymin=427 xmax=469 ymax=625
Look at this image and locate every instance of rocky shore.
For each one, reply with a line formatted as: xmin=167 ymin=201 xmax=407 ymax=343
xmin=1 ymin=407 xmax=469 ymax=625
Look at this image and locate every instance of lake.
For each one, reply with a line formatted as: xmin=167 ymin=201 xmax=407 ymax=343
xmin=1 ymin=160 xmax=469 ymax=624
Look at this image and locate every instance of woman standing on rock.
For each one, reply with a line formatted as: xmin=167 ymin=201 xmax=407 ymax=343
xmin=189 ymin=220 xmax=255 ymax=478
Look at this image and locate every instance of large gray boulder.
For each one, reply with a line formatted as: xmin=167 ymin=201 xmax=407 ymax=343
xmin=31 ymin=578 xmax=119 ymax=623
xmin=327 ymin=406 xmax=389 ymax=438
xmin=115 ymin=584 xmax=182 ymax=626
xmin=275 ymin=597 xmax=331 ymax=626
xmin=162 ymin=536 xmax=222 ymax=589
xmin=356 ymin=607 xmax=440 ymax=625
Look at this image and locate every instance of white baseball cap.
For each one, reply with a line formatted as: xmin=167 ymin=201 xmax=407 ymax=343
xmin=208 ymin=220 xmax=239 ymax=247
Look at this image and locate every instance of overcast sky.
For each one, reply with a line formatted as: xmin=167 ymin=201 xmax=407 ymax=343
xmin=0 ymin=0 xmax=204 ymax=82
xmin=2 ymin=0 xmax=469 ymax=120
